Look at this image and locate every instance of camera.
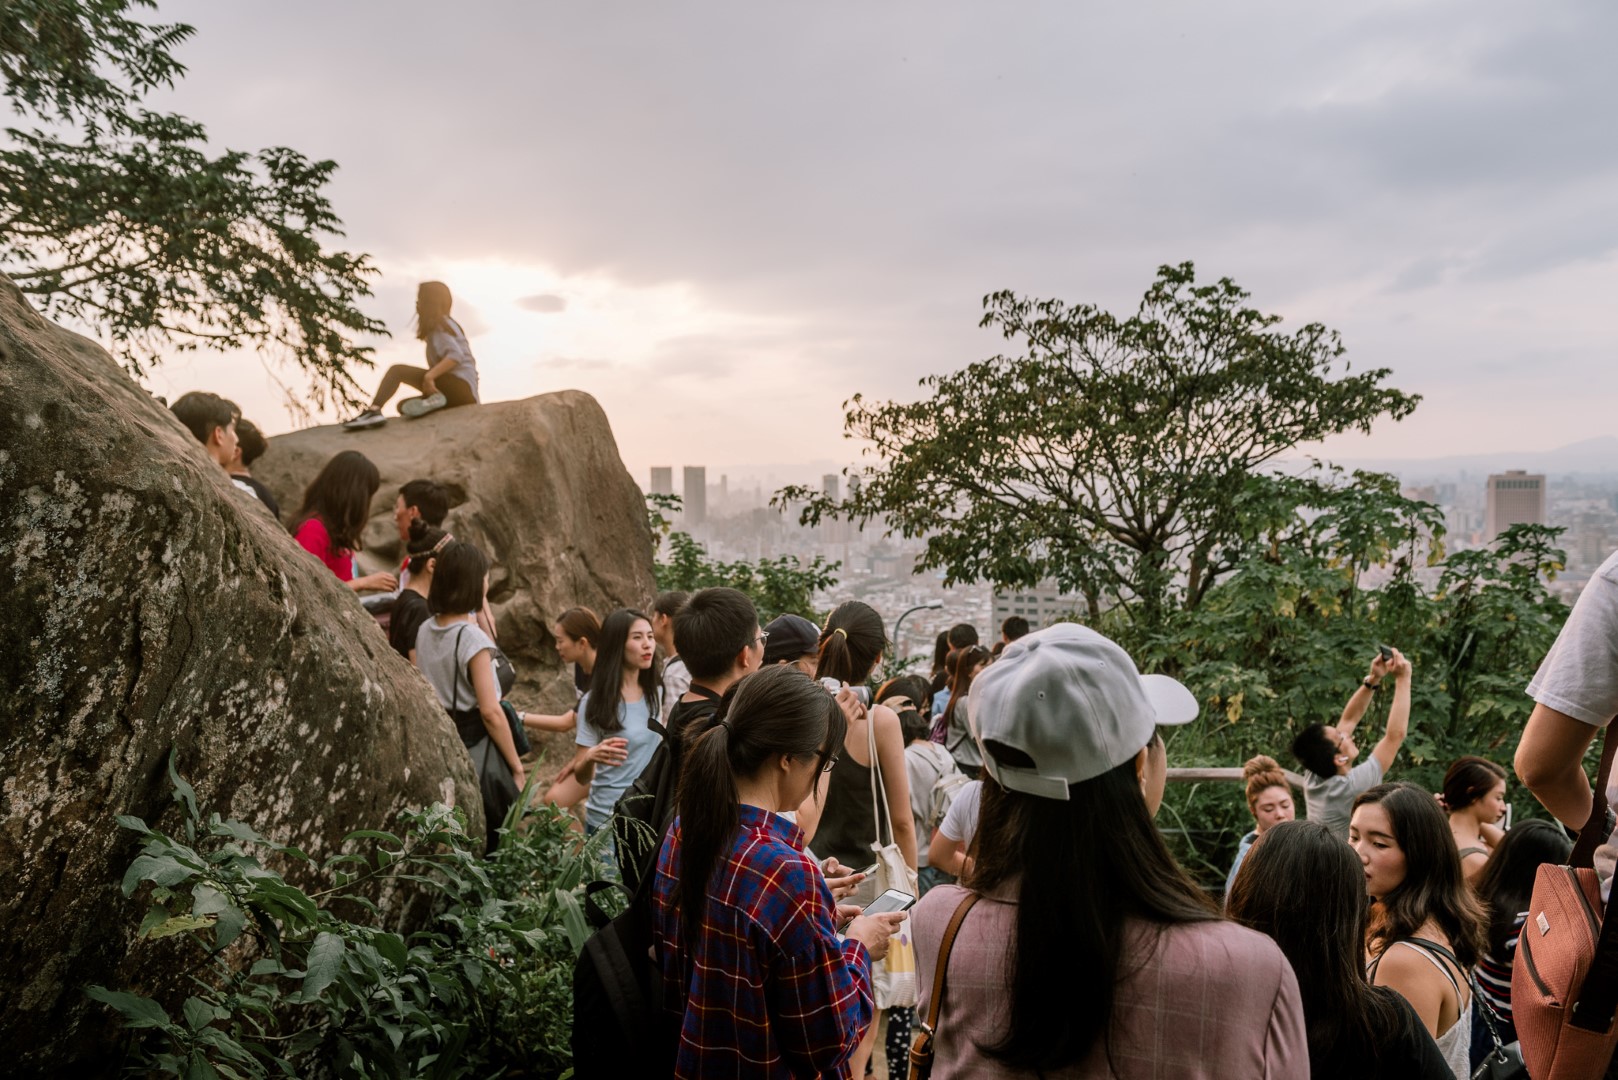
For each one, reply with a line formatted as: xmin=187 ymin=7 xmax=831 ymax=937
xmin=819 ymin=678 xmax=872 ymax=707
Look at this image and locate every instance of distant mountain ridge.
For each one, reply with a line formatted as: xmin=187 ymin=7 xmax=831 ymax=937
xmin=1302 ymin=436 xmax=1618 ymax=479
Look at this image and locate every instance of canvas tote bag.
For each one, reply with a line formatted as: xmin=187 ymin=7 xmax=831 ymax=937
xmin=868 ymin=705 xmax=920 ymax=1010
xmin=1514 ymin=725 xmax=1618 ymax=1079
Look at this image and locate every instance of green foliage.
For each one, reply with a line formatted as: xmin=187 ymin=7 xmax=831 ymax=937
xmin=0 ymin=0 xmax=385 ymax=409
xmin=777 ymin=262 xmax=1420 ymax=624
xmin=649 ymin=496 xmax=839 ymax=621
xmin=91 ymin=754 xmax=602 ymax=1078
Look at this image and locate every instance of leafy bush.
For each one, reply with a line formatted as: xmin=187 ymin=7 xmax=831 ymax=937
xmin=90 ymin=755 xmax=601 ymax=1078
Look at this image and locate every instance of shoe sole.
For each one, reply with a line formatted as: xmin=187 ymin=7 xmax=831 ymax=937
xmin=343 ymin=414 xmax=387 ymax=430
xmin=399 ymin=393 xmax=448 ymax=419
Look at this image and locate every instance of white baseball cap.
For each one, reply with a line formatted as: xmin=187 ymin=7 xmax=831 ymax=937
xmin=967 ymin=622 xmax=1199 ymax=800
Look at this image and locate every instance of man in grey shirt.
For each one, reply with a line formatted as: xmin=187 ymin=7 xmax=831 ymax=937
xmin=1289 ymin=648 xmax=1414 ymax=839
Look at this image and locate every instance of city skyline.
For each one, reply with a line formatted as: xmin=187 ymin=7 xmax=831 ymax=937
xmin=54 ymin=0 xmax=1614 ymax=488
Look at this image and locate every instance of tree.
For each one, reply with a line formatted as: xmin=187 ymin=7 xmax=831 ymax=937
xmin=778 ymin=263 xmax=1420 ymax=625
xmin=0 ymin=0 xmax=385 ymax=409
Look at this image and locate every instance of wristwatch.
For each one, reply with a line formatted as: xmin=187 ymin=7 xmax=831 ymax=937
xmin=1361 ymin=678 xmax=1380 ymax=691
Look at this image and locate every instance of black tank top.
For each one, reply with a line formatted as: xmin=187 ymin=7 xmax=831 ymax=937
xmin=813 ymin=740 xmax=890 ymax=869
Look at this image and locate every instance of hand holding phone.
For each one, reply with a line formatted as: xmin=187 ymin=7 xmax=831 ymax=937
xmin=862 ymin=888 xmax=916 ymax=916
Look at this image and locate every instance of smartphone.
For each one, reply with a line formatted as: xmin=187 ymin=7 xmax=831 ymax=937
xmin=1503 ymin=804 xmax=1513 ymax=830
xmin=1377 ymin=644 xmax=1394 ymax=663
xmin=855 ymin=862 xmax=878 ymax=878
xmin=863 ymin=889 xmax=916 ymax=916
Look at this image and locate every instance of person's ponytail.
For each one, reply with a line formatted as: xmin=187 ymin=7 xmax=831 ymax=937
xmin=815 ymin=601 xmax=886 ymax=685
xmin=675 ymin=698 xmax=740 ymax=946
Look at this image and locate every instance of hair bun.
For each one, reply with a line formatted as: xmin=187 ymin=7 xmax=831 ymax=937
xmin=1243 ymin=754 xmax=1282 ymax=781
xmin=408 ymin=517 xmax=429 ymax=542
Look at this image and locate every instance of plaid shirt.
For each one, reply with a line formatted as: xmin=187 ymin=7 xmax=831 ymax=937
xmin=652 ymin=804 xmax=874 ymax=1078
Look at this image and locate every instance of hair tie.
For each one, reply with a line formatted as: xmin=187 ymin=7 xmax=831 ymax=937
xmin=716 ymin=719 xmax=731 ymax=732
xmin=833 ymin=627 xmax=848 ymax=639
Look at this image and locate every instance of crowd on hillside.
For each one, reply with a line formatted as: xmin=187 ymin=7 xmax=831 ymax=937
xmin=165 ymin=280 xmax=1618 ymax=1078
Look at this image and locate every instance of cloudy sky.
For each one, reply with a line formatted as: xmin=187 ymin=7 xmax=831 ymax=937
xmin=122 ymin=0 xmax=1616 ymax=485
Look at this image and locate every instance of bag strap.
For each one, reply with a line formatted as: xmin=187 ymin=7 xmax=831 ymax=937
xmin=452 ymin=624 xmax=468 ymax=713
xmin=867 ymin=699 xmax=893 ymax=848
xmin=916 ymin=893 xmax=980 ymax=1052
xmin=1571 ymin=725 xmax=1618 ymax=870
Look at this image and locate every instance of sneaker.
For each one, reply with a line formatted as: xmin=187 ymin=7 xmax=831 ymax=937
xmin=399 ymin=392 xmax=448 ymax=419
xmin=342 ymin=408 xmax=386 ymax=431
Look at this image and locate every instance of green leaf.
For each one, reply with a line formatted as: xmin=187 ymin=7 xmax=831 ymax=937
xmin=115 ymin=814 xmax=150 ymax=833
xmin=86 ymin=985 xmax=172 ymax=1029
xmin=191 ymin=883 xmax=229 ymax=917
xmin=344 ymin=829 xmax=403 ymax=846
xmin=168 ymin=750 xmax=199 ymax=823
xmin=123 ymin=853 xmax=197 ymax=894
xmin=372 ymin=932 xmax=408 ymax=970
xmin=181 ymin=996 xmax=216 ymax=1031
xmin=147 ymin=913 xmax=215 ymax=940
xmin=554 ymin=889 xmax=589 ymax=953
xmin=214 ymin=907 xmax=247 ymax=951
xmin=301 ymin=931 xmax=346 ymax=1003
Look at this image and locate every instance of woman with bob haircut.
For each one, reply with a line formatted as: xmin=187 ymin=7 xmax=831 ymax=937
xmin=1440 ymin=755 xmax=1509 ymax=884
xmin=413 ymin=540 xmax=521 ymax=851
xmin=1225 ymin=755 xmax=1296 ymax=895
xmin=569 ymin=608 xmax=662 ymax=837
xmin=290 ymin=450 xmax=396 ymax=592
xmin=938 ymin=644 xmax=991 ymax=772
xmin=651 ymin=665 xmax=904 ymax=1077
xmin=344 ymin=281 xmax=481 ymax=428
xmin=1351 ymin=780 xmax=1487 ymax=1078
xmin=1228 ymin=820 xmax=1452 ymax=1078
xmin=912 ymin=624 xmax=1306 ymax=1077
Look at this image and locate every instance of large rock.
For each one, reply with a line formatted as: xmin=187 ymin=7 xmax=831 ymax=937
xmin=0 ymin=277 xmax=483 ymax=1075
xmin=253 ymin=393 xmax=659 ymax=714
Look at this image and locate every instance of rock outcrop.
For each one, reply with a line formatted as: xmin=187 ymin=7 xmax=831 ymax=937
xmin=252 ymin=392 xmax=659 ymax=711
xmin=0 ymin=278 xmax=483 ymax=1075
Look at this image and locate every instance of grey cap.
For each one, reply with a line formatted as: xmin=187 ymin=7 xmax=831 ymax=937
xmin=967 ymin=622 xmax=1198 ymax=800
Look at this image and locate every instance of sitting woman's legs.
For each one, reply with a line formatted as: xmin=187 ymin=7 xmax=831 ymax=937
xmin=437 ymin=373 xmax=476 ymax=408
xmin=371 ymin=365 xmax=427 ymax=408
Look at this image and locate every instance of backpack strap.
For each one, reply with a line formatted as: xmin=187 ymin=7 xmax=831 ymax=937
xmin=1574 ymin=724 xmax=1618 ymax=1032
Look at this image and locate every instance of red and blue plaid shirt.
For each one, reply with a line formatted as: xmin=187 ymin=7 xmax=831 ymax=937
xmin=652 ymin=804 xmax=874 ymax=1078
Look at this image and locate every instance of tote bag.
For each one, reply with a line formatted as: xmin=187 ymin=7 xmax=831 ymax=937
xmin=867 ymin=705 xmax=920 ymax=1010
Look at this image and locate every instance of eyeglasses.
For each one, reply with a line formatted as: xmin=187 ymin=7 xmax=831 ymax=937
xmin=821 ymin=754 xmax=840 ymax=774
xmin=753 ymin=630 xmax=771 ymax=647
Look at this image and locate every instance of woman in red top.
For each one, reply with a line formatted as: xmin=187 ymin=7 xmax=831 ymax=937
xmin=652 ymin=665 xmax=904 ymax=1078
xmin=290 ymin=450 xmax=395 ymax=592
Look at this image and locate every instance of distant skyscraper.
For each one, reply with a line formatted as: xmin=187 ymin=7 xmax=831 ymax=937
xmin=683 ymin=466 xmax=707 ymax=525
xmin=1486 ymin=470 xmax=1546 ymax=540
xmin=822 ymin=473 xmax=841 ymax=503
xmin=649 ymin=466 xmax=673 ymax=496
xmin=992 ymin=581 xmax=1084 ymax=630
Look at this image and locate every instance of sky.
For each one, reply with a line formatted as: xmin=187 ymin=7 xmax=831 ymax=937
xmin=74 ymin=1 xmax=1618 ymax=486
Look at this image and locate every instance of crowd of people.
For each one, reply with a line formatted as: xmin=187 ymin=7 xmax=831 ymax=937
xmin=166 ymin=281 xmax=1618 ymax=1076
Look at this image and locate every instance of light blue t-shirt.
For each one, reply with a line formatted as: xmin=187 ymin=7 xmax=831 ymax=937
xmin=1226 ymin=830 xmax=1258 ymax=897
xmin=426 ymin=317 xmax=480 ymax=401
xmin=575 ymin=692 xmax=659 ymax=830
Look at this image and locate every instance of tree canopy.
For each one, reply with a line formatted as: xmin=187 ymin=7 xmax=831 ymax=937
xmin=779 ymin=262 xmax=1421 ymax=623
xmin=0 ymin=0 xmax=384 ymax=408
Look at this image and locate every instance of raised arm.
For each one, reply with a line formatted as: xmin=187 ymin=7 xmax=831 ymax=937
xmin=1369 ymin=649 xmax=1412 ymax=775
xmin=1516 ymin=703 xmax=1601 ymax=829
xmin=1338 ymin=651 xmax=1394 ymax=737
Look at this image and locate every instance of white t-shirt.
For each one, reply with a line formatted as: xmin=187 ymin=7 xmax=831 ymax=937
xmin=937 ymin=779 xmax=982 ymax=845
xmin=1528 ymin=550 xmax=1618 ymax=893
xmin=1302 ymin=757 xmax=1384 ymax=842
xmin=661 ymin=656 xmax=691 ymax=710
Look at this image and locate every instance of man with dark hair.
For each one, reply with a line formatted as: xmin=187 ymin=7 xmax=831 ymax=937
xmin=171 ymin=391 xmax=257 ymax=499
xmin=1290 ymin=648 xmax=1414 ymax=840
xmin=227 ymin=418 xmax=280 ymax=519
xmin=1000 ymin=615 xmax=1030 ymax=644
xmin=947 ymin=623 xmax=980 ymax=650
xmin=397 ymin=478 xmax=449 ymax=529
xmin=650 ymin=590 xmax=691 ymax=706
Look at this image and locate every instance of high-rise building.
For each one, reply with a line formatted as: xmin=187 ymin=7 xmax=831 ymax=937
xmin=992 ymin=581 xmax=1085 ymax=631
xmin=1486 ymin=471 xmax=1546 ymax=540
xmin=822 ymin=474 xmax=841 ymax=503
xmin=683 ymin=466 xmax=707 ymax=525
xmin=649 ymin=466 xmax=673 ymax=496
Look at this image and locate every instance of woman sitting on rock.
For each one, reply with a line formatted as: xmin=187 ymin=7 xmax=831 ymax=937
xmin=388 ymin=522 xmax=449 ymax=662
xmin=344 ymin=281 xmax=480 ymax=429
xmin=414 ymin=539 xmax=524 ymax=851
xmin=290 ymin=450 xmax=396 ymax=593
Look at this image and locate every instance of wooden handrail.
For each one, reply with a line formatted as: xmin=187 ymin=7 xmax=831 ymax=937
xmin=1166 ymin=766 xmax=1306 ymax=789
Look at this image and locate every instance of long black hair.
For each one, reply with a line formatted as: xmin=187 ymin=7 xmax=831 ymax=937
xmin=967 ymin=744 xmax=1218 ymax=1071
xmin=942 ymin=645 xmax=991 ymax=733
xmin=1353 ymin=781 xmax=1487 ymax=967
xmin=815 ymin=600 xmax=886 ymax=686
xmin=673 ymin=666 xmax=845 ymax=945
xmin=584 ymin=608 xmax=661 ymax=736
xmin=291 ymin=450 xmax=380 ymax=552
xmin=1475 ymin=819 xmax=1571 ymax=957
xmin=414 ymin=281 xmax=454 ymax=341
xmin=1228 ymin=820 xmax=1407 ymax=1071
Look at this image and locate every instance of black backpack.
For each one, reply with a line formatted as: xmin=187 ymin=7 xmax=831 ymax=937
xmin=570 ymin=878 xmax=676 ymax=1077
xmin=610 ymin=687 xmax=720 ymax=893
